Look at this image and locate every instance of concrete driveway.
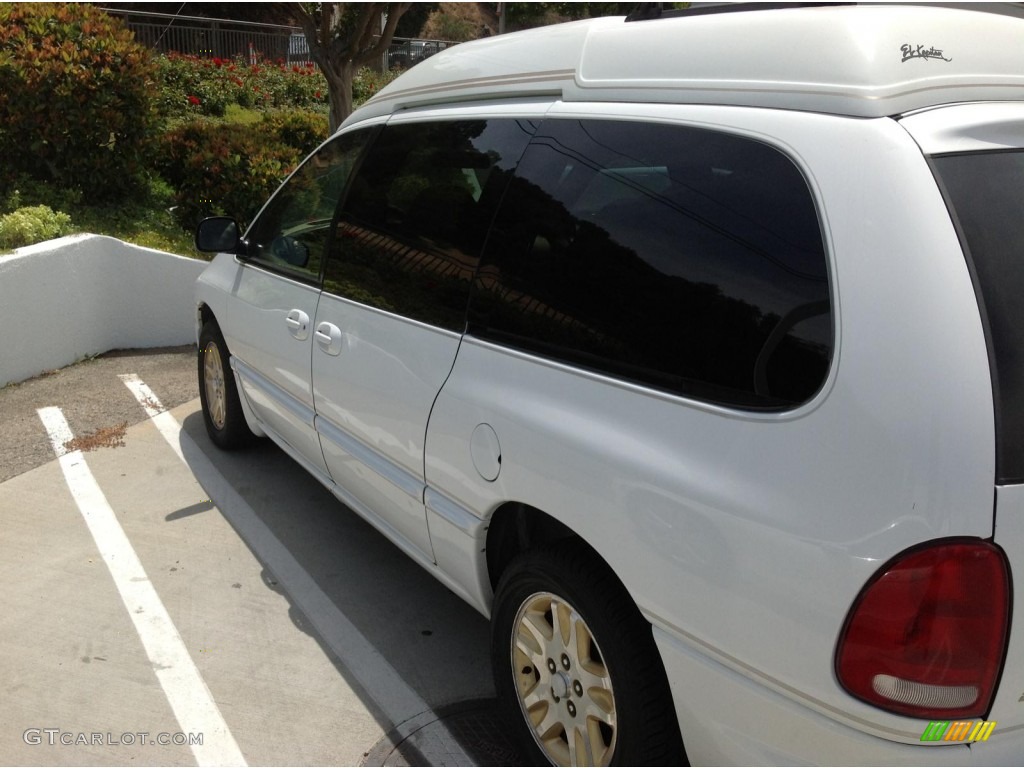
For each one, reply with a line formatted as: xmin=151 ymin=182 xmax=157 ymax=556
xmin=0 ymin=348 xmax=523 ymax=766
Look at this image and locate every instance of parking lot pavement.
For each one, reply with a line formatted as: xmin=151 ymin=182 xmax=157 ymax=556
xmin=1 ymin=351 xmax=521 ymax=766
xmin=0 ymin=347 xmax=200 ymax=485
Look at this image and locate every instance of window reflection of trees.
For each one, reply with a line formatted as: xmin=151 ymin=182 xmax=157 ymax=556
xmin=246 ymin=131 xmax=370 ymax=278
xmin=323 ymin=120 xmax=535 ymax=331
xmin=325 ymin=220 xmax=481 ymax=330
xmin=469 ymin=120 xmax=832 ymax=408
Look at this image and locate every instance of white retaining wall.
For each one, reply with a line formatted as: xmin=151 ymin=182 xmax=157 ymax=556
xmin=0 ymin=234 xmax=206 ymax=387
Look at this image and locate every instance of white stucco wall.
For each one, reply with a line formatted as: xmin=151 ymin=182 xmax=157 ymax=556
xmin=0 ymin=234 xmax=206 ymax=387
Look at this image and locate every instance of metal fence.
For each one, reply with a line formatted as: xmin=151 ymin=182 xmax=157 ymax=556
xmin=102 ymin=7 xmax=453 ymax=71
xmin=102 ymin=7 xmax=310 ymax=65
xmin=384 ymin=38 xmax=455 ymax=71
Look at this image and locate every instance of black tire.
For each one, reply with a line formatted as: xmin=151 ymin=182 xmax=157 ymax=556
xmin=491 ymin=542 xmax=686 ymax=766
xmin=198 ymin=321 xmax=253 ymax=450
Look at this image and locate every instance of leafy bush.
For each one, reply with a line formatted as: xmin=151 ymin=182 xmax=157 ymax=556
xmin=261 ymin=110 xmax=329 ymax=156
xmin=153 ymin=52 xmax=234 ymax=118
xmin=156 ymin=106 xmax=331 ymax=232
xmin=153 ymin=52 xmax=329 ymax=120
xmin=422 ymin=12 xmax=476 ymax=43
xmin=0 ymin=3 xmax=157 ymax=201
xmin=353 ymin=67 xmax=402 ymax=103
xmin=0 ymin=205 xmax=73 ymax=250
xmin=156 ymin=119 xmax=300 ymax=230
xmin=222 ymin=104 xmax=264 ymax=126
xmin=0 ymin=20 xmax=395 ymax=254
xmin=2 ymin=177 xmax=84 ymax=216
xmin=0 ymin=175 xmax=195 ymax=255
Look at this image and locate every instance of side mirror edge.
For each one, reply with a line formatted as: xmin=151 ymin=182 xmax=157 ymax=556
xmin=195 ymin=216 xmax=243 ymax=256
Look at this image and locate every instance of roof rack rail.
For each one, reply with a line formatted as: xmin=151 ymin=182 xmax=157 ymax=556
xmin=625 ymin=2 xmax=842 ymax=22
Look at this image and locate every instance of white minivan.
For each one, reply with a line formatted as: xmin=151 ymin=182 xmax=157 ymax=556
xmin=194 ymin=4 xmax=1024 ymax=764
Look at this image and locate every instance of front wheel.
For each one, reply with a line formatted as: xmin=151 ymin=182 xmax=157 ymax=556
xmin=491 ymin=543 xmax=685 ymax=766
xmin=198 ymin=321 xmax=253 ymax=450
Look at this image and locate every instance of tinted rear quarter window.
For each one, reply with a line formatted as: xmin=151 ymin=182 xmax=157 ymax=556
xmin=933 ymin=150 xmax=1024 ymax=484
xmin=468 ymin=119 xmax=832 ymax=409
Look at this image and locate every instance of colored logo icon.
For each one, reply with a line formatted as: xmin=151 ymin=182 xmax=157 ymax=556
xmin=921 ymin=721 xmax=997 ymax=742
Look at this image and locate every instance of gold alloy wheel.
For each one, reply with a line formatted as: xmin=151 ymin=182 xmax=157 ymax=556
xmin=203 ymin=341 xmax=227 ymax=430
xmin=512 ymin=591 xmax=617 ymax=766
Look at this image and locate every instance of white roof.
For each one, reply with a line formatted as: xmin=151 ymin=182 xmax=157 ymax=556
xmin=351 ymin=4 xmax=1024 ymax=123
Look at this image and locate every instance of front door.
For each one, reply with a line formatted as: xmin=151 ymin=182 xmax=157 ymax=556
xmin=227 ymin=128 xmax=374 ymax=475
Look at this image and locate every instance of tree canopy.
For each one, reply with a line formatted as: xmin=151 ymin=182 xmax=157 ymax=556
xmin=294 ymin=2 xmax=412 ymax=131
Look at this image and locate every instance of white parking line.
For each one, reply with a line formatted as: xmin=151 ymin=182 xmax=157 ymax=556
xmin=118 ymin=374 xmax=185 ymax=463
xmin=118 ymin=375 xmax=466 ymax=752
xmin=36 ymin=406 xmax=247 ymax=768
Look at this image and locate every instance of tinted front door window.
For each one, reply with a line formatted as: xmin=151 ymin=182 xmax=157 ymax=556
xmin=245 ymin=129 xmax=372 ymax=281
xmin=324 ymin=119 xmax=537 ymax=330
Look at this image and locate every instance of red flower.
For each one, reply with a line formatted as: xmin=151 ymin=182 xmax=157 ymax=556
xmin=315 ymin=91 xmax=322 ymax=99
xmin=187 ymin=95 xmax=201 ymax=105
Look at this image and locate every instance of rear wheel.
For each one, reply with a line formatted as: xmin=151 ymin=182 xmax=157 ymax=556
xmin=198 ymin=321 xmax=253 ymax=449
xmin=491 ymin=543 xmax=685 ymax=766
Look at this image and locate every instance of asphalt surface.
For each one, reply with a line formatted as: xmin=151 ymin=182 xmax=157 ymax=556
xmin=0 ymin=348 xmax=520 ymax=766
xmin=0 ymin=346 xmax=199 ymax=485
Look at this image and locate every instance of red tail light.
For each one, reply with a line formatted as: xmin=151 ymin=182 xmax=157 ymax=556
xmin=835 ymin=540 xmax=1010 ymax=719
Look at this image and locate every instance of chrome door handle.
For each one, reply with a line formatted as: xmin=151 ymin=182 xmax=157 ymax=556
xmin=314 ymin=321 xmax=343 ymax=356
xmin=285 ymin=309 xmax=310 ymax=340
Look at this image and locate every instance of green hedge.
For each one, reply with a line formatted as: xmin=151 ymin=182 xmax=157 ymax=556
xmin=0 ymin=9 xmax=401 ymax=251
xmin=0 ymin=205 xmax=74 ymax=250
xmin=260 ymin=110 xmax=330 ymax=156
xmin=153 ymin=52 xmax=329 ymax=119
xmin=0 ymin=3 xmax=157 ymax=201
xmin=156 ymin=110 xmax=330 ymax=231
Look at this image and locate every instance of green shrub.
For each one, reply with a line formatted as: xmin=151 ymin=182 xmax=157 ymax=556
xmin=423 ymin=12 xmax=476 ymax=43
xmin=156 ymin=119 xmax=300 ymax=231
xmin=261 ymin=110 xmax=329 ymax=156
xmin=353 ymin=67 xmax=402 ymax=104
xmin=0 ymin=3 xmax=157 ymax=201
xmin=2 ymin=176 xmax=84 ymax=216
xmin=152 ymin=52 xmax=234 ymax=118
xmin=155 ymin=107 xmax=329 ymax=232
xmin=223 ymin=104 xmax=263 ymax=126
xmin=0 ymin=205 xmax=74 ymax=250
xmin=153 ymin=52 xmax=329 ymax=121
xmin=151 ymin=55 xmax=390 ymax=127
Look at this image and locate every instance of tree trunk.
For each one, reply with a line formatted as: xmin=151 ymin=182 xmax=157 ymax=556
xmin=294 ymin=3 xmax=411 ymax=135
xmin=323 ymin=58 xmax=355 ymax=134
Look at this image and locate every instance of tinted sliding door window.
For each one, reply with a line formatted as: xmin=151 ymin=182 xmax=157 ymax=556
xmin=244 ymin=129 xmax=373 ymax=282
xmin=468 ymin=119 xmax=832 ymax=409
xmin=323 ymin=118 xmax=538 ymax=331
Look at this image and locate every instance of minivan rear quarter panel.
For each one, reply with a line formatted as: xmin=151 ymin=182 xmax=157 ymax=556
xmin=900 ymin=103 xmax=1024 ymax=743
xmin=422 ymin=102 xmax=996 ymax=743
